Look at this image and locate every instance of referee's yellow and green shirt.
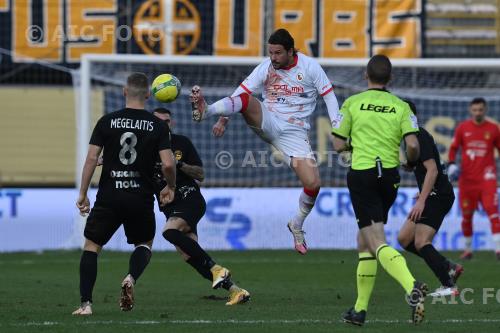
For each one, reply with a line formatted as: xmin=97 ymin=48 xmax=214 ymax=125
xmin=331 ymin=88 xmax=419 ymax=170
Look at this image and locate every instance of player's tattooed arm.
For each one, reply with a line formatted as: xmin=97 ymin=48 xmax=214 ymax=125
xmin=159 ymin=149 xmax=176 ymax=188
xmin=178 ymin=162 xmax=204 ymax=182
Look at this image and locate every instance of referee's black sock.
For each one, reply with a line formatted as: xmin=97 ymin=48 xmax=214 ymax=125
xmin=163 ymin=229 xmax=215 ymax=269
xmin=128 ymin=245 xmax=152 ymax=282
xmin=79 ymin=250 xmax=98 ymax=303
xmin=419 ymin=244 xmax=454 ymax=287
xmin=404 ymin=241 xmax=422 ymax=258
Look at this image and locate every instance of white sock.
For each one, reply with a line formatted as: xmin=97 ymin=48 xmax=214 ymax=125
xmin=291 ymin=191 xmax=317 ymax=229
xmin=492 ymin=233 xmax=500 ymax=253
xmin=207 ymin=96 xmax=243 ymax=117
xmin=464 ymin=236 xmax=473 ymax=252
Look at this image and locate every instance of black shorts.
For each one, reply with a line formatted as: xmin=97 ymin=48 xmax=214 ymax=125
xmin=84 ymin=193 xmax=156 ymax=246
xmin=417 ymin=192 xmax=455 ymax=230
xmin=160 ymin=185 xmax=206 ymax=235
xmin=347 ymin=167 xmax=400 ymax=229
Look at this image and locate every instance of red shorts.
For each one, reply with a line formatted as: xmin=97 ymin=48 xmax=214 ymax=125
xmin=458 ymin=179 xmax=498 ymax=212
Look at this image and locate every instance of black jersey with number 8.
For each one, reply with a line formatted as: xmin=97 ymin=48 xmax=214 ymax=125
xmin=89 ymin=108 xmax=171 ymax=201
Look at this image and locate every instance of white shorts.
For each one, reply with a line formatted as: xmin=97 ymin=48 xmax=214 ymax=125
xmin=252 ymin=103 xmax=315 ymax=166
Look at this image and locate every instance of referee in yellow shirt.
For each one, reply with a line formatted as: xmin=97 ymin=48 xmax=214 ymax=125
xmin=331 ymin=55 xmax=427 ymax=326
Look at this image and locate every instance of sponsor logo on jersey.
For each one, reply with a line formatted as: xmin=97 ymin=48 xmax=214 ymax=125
xmin=331 ymin=113 xmax=343 ymax=129
xmin=410 ymin=114 xmax=419 ymax=129
xmin=175 ymin=150 xmax=183 ymax=161
xmin=359 ymin=103 xmax=396 ymax=113
xmin=272 ymin=84 xmax=304 ymax=95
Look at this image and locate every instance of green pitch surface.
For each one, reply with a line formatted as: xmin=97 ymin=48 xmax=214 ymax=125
xmin=1 ymin=250 xmax=499 ymax=333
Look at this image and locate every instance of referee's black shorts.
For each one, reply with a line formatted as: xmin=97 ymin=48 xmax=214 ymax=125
xmin=417 ymin=192 xmax=455 ymax=230
xmin=159 ymin=185 xmax=206 ymax=235
xmin=347 ymin=167 xmax=400 ymax=229
xmin=84 ymin=192 xmax=156 ymax=246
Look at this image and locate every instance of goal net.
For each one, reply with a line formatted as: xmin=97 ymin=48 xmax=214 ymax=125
xmin=77 ymin=55 xmax=500 ymax=188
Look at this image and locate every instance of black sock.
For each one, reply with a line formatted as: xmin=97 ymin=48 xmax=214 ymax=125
xmin=186 ymin=257 xmax=212 ymax=281
xmin=128 ymin=246 xmax=152 ymax=282
xmin=404 ymin=241 xmax=422 ymax=257
xmin=185 ymin=257 xmax=233 ymax=290
xmin=163 ymin=229 xmax=215 ymax=269
xmin=419 ymin=244 xmax=453 ymax=287
xmin=79 ymin=251 xmax=98 ymax=303
xmin=220 ymin=279 xmax=234 ymax=290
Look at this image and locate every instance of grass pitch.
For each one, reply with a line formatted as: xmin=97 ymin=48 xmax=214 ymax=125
xmin=1 ymin=250 xmax=499 ymax=333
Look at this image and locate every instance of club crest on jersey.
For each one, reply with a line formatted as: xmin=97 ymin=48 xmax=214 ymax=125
xmin=296 ymin=73 xmax=304 ymax=81
xmin=175 ymin=150 xmax=183 ymax=161
xmin=484 ymin=131 xmax=491 ymax=140
xmin=462 ymin=199 xmax=469 ymax=208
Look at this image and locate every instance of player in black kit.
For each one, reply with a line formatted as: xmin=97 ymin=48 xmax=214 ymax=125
xmin=73 ymin=73 xmax=176 ymax=315
xmin=153 ymin=108 xmax=250 ymax=305
xmin=398 ymin=101 xmax=463 ymax=297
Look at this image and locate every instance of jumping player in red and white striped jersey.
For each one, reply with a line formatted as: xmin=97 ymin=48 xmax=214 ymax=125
xmin=190 ymin=29 xmax=340 ymax=254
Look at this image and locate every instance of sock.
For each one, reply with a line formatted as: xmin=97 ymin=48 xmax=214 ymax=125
xmin=493 ymin=233 xmax=500 ymax=253
xmin=206 ymin=94 xmax=249 ymax=117
xmin=485 ymin=205 xmax=500 ymax=251
xmin=79 ymin=251 xmax=98 ymax=303
xmin=186 ymin=257 xmax=212 ymax=281
xmin=290 ymin=188 xmax=319 ymax=229
xmin=163 ymin=229 xmax=215 ymax=270
xmin=464 ymin=236 xmax=473 ymax=252
xmin=404 ymin=241 xmax=422 ymax=258
xmin=419 ymin=244 xmax=453 ymax=287
xmin=354 ymin=252 xmax=377 ymax=312
xmin=461 ymin=211 xmax=473 ymax=251
xmin=220 ymin=279 xmax=234 ymax=291
xmin=128 ymin=245 xmax=152 ymax=282
xmin=376 ymin=244 xmax=415 ymax=295
xmin=185 ymin=257 xmax=233 ymax=289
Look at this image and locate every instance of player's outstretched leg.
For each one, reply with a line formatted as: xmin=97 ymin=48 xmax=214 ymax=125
xmin=398 ymin=221 xmax=461 ymax=297
xmin=190 ymin=85 xmax=250 ymax=122
xmin=288 ymin=159 xmax=320 ymax=255
xmin=163 ymin=229 xmax=231 ymax=288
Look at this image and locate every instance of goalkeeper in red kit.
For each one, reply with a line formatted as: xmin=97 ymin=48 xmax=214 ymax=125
xmin=448 ymin=97 xmax=500 ymax=260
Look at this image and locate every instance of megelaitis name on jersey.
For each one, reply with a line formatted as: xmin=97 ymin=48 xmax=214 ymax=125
xmin=110 ymin=118 xmax=154 ymax=131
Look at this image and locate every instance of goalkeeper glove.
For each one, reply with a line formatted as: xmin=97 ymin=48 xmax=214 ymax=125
xmin=446 ymin=162 xmax=459 ymax=181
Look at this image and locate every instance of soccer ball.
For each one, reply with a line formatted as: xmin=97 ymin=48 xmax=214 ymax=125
xmin=151 ymin=74 xmax=181 ymax=103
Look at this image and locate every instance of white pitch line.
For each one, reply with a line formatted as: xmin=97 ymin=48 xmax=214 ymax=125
xmin=0 ymin=257 xmax=347 ymax=265
xmin=6 ymin=318 xmax=500 ymax=327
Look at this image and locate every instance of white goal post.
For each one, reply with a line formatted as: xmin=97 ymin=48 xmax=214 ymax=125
xmin=77 ymin=54 xmax=500 ymax=188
